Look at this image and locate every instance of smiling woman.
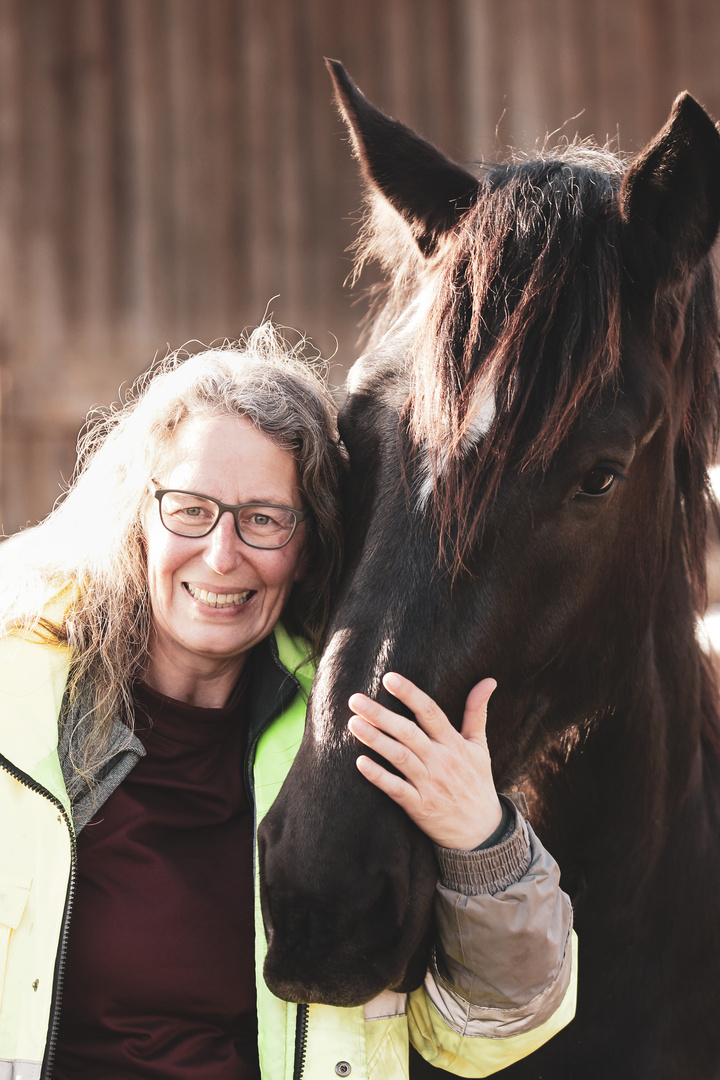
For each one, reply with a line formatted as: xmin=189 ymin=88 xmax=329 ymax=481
xmin=0 ymin=322 xmax=573 ymax=1080
xmin=142 ymin=414 xmax=309 ymax=706
xmin=0 ymin=325 xmax=346 ymax=1078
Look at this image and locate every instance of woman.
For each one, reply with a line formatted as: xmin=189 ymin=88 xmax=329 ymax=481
xmin=0 ymin=325 xmax=574 ymax=1079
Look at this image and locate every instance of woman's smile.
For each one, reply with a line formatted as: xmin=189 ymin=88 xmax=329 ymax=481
xmin=183 ymin=582 xmax=255 ymax=609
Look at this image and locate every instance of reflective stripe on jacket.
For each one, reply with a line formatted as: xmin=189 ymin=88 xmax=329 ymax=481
xmin=0 ymin=622 xmax=576 ymax=1079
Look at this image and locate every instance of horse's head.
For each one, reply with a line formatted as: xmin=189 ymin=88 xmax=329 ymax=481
xmin=258 ymin=62 xmax=720 ymax=1006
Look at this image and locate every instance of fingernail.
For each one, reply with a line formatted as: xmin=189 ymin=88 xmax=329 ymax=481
xmin=383 ymin=672 xmax=402 ymax=690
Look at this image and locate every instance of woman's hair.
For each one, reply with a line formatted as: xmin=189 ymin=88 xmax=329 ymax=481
xmin=0 ymin=323 xmax=345 ymax=786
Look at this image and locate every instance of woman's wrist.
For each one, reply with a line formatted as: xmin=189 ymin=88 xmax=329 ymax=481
xmin=433 ymin=797 xmax=531 ymax=895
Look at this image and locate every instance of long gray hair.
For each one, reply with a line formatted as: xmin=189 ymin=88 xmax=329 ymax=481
xmin=0 ymin=324 xmax=345 ymax=783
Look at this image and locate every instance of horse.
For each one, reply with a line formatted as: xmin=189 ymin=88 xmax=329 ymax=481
xmin=258 ymin=61 xmax=720 ymax=1079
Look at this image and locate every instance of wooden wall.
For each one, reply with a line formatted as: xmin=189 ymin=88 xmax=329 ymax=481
xmin=0 ymin=0 xmax=719 ymax=531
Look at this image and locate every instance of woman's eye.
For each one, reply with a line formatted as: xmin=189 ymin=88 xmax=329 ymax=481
xmin=577 ymin=468 xmax=618 ymax=497
xmin=251 ymin=513 xmax=272 ymax=527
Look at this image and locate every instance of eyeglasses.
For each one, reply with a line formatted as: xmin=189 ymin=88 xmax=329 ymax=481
xmin=154 ymin=489 xmax=309 ymax=549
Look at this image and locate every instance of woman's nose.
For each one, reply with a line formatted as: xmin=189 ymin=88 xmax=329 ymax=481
xmin=204 ymin=511 xmax=243 ymax=575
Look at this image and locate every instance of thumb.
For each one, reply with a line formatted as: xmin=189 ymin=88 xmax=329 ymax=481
xmin=460 ymin=678 xmax=497 ymax=743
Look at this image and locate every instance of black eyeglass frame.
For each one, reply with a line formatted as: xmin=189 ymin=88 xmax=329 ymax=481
xmin=154 ymin=488 xmax=309 ymax=549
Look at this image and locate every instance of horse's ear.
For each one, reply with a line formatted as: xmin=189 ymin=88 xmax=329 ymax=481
xmin=620 ymin=93 xmax=720 ymax=288
xmin=326 ymin=58 xmax=479 ymax=257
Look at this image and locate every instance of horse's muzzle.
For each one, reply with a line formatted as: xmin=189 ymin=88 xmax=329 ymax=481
xmin=257 ymin=773 xmax=438 ymax=1006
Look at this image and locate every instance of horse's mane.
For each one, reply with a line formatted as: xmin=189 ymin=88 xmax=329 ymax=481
xmin=360 ymin=144 xmax=720 ymax=606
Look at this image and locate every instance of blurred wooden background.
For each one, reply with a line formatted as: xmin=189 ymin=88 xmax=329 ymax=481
xmin=0 ymin=0 xmax=719 ymax=532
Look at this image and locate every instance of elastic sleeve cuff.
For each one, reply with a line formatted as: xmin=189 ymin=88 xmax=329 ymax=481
xmin=433 ymin=798 xmax=531 ymax=895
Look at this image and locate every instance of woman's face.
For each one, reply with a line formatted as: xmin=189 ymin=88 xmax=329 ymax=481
xmin=142 ymin=413 xmax=308 ymax=692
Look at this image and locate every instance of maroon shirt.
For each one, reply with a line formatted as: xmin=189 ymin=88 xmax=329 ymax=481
xmin=53 ymin=675 xmax=260 ymax=1079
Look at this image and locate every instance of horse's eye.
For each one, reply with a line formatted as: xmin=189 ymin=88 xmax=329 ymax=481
xmin=577 ymin=468 xmax=618 ymax=497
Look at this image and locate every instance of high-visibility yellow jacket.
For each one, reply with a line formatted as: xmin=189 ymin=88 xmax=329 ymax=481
xmin=0 ymin=622 xmax=576 ymax=1080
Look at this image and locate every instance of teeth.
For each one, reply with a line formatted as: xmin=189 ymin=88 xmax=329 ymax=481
xmin=185 ymin=584 xmax=251 ymax=608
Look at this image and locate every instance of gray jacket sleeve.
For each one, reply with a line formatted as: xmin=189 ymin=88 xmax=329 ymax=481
xmin=425 ymin=799 xmax=574 ymax=1038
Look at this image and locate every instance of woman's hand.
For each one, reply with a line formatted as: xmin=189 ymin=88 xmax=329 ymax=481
xmin=348 ymin=673 xmax=503 ymax=851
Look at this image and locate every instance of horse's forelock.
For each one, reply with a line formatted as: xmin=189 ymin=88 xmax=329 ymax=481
xmin=402 ymin=158 xmax=625 ymax=571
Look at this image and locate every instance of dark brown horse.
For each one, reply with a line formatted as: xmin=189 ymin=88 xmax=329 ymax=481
xmin=259 ymin=63 xmax=720 ymax=1078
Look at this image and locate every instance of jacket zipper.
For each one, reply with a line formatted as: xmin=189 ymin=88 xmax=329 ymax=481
xmin=293 ymin=1003 xmax=309 ymax=1080
xmin=0 ymin=754 xmax=77 ymax=1080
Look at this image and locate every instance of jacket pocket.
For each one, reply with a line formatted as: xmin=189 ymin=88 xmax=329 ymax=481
xmin=0 ymin=876 xmax=32 ymax=1010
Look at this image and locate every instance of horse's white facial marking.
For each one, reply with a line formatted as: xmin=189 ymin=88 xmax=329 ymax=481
xmin=465 ymin=374 xmax=497 ymax=443
xmin=415 ymin=465 xmax=438 ymax=511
